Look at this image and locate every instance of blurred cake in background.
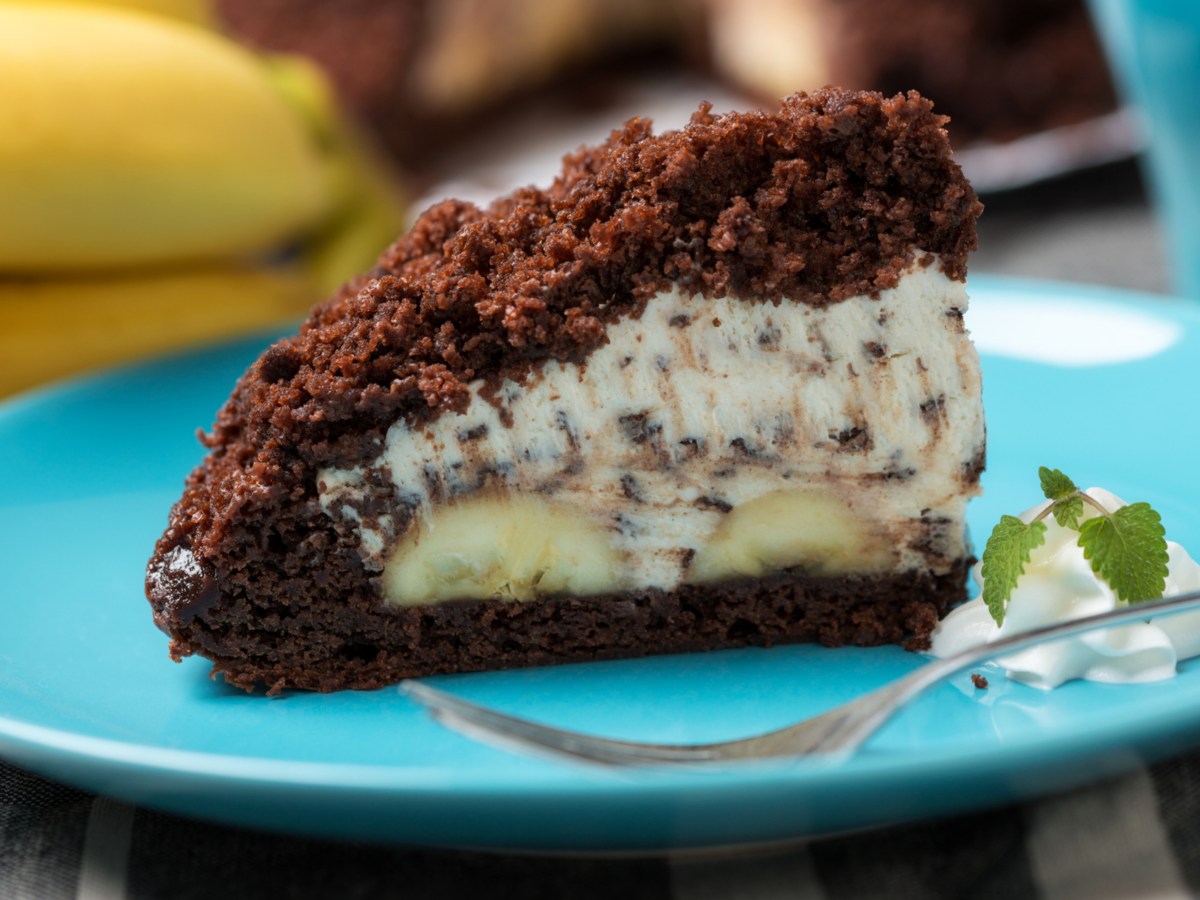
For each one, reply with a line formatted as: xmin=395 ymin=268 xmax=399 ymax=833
xmin=706 ymin=0 xmax=1116 ymax=145
xmin=215 ymin=0 xmax=1118 ymax=173
xmin=213 ymin=0 xmax=696 ymax=171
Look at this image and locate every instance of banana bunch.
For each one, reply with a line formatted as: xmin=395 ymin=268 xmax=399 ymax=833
xmin=0 ymin=1 xmax=407 ymax=397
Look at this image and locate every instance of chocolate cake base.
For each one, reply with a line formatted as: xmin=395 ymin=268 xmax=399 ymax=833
xmin=169 ymin=564 xmax=969 ymax=694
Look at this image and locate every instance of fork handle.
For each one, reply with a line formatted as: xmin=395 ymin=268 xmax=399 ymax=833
xmin=742 ymin=588 xmax=1200 ymax=759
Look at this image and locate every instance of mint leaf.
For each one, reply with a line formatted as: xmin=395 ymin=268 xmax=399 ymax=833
xmin=1050 ymin=494 xmax=1085 ymax=530
xmin=1039 ymin=467 xmax=1078 ymax=501
xmin=985 ymin=469 xmax=1170 ymax=619
xmin=981 ymin=515 xmax=1048 ymax=624
xmin=1077 ymin=502 xmax=1169 ymax=603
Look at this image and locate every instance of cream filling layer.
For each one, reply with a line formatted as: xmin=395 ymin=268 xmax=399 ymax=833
xmin=318 ymin=258 xmax=985 ymax=605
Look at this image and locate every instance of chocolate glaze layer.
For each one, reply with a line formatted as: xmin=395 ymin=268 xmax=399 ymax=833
xmin=146 ymin=89 xmax=981 ymax=692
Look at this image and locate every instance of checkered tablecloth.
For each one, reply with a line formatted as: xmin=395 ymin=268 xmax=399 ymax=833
xmin=6 ymin=752 xmax=1200 ymax=899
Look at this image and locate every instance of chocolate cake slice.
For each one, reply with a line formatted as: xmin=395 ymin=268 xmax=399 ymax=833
xmin=146 ymin=89 xmax=985 ymax=693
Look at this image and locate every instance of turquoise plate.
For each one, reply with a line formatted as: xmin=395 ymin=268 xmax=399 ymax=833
xmin=1 ymin=276 xmax=1198 ymax=852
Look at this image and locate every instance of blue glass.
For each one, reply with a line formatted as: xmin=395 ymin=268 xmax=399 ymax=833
xmin=1089 ymin=0 xmax=1200 ymax=299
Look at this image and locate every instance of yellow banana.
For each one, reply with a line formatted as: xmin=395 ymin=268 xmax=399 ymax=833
xmin=0 ymin=264 xmax=321 ymax=397
xmin=303 ymin=187 xmax=406 ymax=296
xmin=0 ymin=4 xmax=331 ymax=272
xmin=265 ymin=55 xmax=408 ymax=293
xmin=17 ymin=0 xmax=216 ymax=28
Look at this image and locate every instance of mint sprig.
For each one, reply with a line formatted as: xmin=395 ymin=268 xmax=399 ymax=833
xmin=1039 ymin=466 xmax=1084 ymax=528
xmin=980 ymin=467 xmax=1169 ymax=625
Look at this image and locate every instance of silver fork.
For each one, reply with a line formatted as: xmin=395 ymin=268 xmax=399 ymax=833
xmin=401 ymin=589 xmax=1200 ymax=766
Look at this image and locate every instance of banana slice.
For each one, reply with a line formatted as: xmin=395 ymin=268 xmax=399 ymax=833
xmin=383 ymin=495 xmax=621 ymax=605
xmin=690 ymin=488 xmax=894 ymax=581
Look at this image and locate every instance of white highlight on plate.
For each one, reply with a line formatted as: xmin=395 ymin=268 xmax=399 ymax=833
xmin=967 ymin=295 xmax=1181 ymax=366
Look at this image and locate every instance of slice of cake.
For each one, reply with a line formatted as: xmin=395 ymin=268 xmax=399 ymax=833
xmin=146 ymin=89 xmax=985 ymax=693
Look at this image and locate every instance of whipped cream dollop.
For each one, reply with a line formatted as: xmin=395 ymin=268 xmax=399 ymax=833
xmin=931 ymin=487 xmax=1200 ymax=689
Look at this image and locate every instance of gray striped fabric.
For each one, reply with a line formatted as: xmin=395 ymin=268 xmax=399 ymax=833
xmin=5 ymin=757 xmax=1199 ymax=900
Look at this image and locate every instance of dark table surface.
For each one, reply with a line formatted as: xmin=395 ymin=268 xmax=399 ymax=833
xmin=6 ymin=157 xmax=1199 ymax=900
